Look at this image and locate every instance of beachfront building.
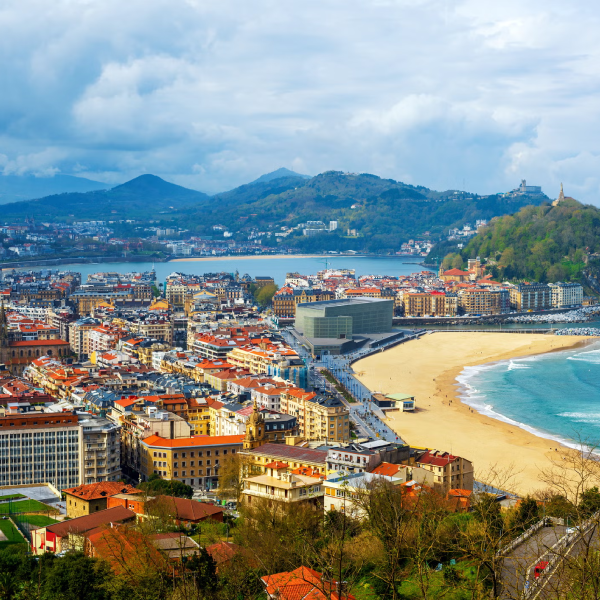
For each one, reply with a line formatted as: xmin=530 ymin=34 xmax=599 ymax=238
xmin=279 ymin=389 xmax=350 ymax=442
xmin=458 ymin=288 xmax=510 ymax=315
xmin=509 ymin=283 xmax=552 ymax=312
xmin=295 ymin=298 xmax=393 ymax=337
xmin=239 ymin=443 xmax=328 ymax=476
xmin=548 ymin=282 xmax=583 ymax=308
xmin=403 ymin=292 xmax=458 ymax=317
xmin=414 ymin=450 xmax=474 ymax=493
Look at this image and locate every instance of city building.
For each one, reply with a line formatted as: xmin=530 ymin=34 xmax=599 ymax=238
xmin=139 ymin=433 xmax=244 ymax=491
xmin=63 ymin=481 xmax=141 ymax=519
xmin=279 ymin=389 xmax=350 ymax=442
xmin=242 ymin=460 xmax=324 ymax=511
xmin=509 ymin=283 xmax=552 ymax=312
xmin=415 ymin=450 xmax=474 ymax=493
xmin=548 ymin=282 xmax=583 ymax=308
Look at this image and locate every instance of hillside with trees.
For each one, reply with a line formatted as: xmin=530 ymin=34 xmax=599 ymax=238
xmin=438 ymin=198 xmax=600 ymax=283
xmin=0 ymin=170 xmax=548 ymax=253
xmin=184 ymin=172 xmax=548 ymax=253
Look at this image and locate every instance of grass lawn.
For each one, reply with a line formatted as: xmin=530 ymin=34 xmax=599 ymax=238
xmin=0 ymin=499 xmax=58 ymax=514
xmin=353 ymin=562 xmax=482 ymax=600
xmin=0 ymin=494 xmax=26 ymax=503
xmin=0 ymin=519 xmax=26 ymax=548
xmin=14 ymin=515 xmax=58 ymax=527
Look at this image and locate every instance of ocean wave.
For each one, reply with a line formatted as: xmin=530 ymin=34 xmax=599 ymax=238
xmin=507 ymin=360 xmax=531 ymax=371
xmin=567 ymin=348 xmax=600 ymax=364
xmin=456 ymin=358 xmax=598 ymax=452
xmin=557 ymin=412 xmax=600 ymax=425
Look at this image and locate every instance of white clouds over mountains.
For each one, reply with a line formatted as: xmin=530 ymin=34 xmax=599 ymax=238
xmin=1 ymin=0 xmax=599 ymax=200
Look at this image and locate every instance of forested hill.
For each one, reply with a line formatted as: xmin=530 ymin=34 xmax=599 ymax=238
xmin=181 ymin=171 xmax=548 ymax=252
xmin=440 ymin=199 xmax=600 ymax=282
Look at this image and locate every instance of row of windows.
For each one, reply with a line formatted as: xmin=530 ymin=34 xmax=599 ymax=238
xmin=152 ymin=448 xmax=235 ymax=459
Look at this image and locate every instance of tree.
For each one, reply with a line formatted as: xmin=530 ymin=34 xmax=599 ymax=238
xmin=216 ymin=453 xmax=255 ymax=502
xmin=451 ymin=255 xmax=464 ymax=270
xmin=511 ymin=496 xmax=540 ymax=532
xmin=140 ymin=474 xmax=193 ymax=499
xmin=254 ymin=284 xmax=279 ymax=308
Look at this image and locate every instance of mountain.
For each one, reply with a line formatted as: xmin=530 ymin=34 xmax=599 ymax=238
xmin=250 ymin=167 xmax=310 ymax=184
xmin=436 ymin=198 xmax=600 ymax=283
xmin=0 ymin=174 xmax=209 ymax=220
xmin=0 ymin=174 xmax=107 ymax=205
xmin=182 ymin=171 xmax=548 ymax=252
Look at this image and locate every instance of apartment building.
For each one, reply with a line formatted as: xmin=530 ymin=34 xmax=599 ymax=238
xmin=139 ymin=434 xmax=244 ymax=491
xmin=458 ymin=288 xmax=510 ymax=315
xmin=79 ymin=414 xmax=122 ymax=485
xmin=0 ymin=410 xmax=119 ymax=490
xmin=68 ymin=318 xmax=101 ymax=359
xmin=509 ymin=283 xmax=551 ymax=312
xmin=242 ymin=461 xmax=324 ymax=511
xmin=549 ymin=282 xmax=583 ymax=308
xmin=272 ymin=288 xmax=335 ymax=318
xmin=240 ymin=442 xmax=328 ymax=476
xmin=280 ymin=389 xmax=350 ymax=442
xmin=403 ymin=292 xmax=458 ymax=317
xmin=415 ymin=450 xmax=474 ymax=493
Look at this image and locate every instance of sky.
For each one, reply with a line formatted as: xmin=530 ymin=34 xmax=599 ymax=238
xmin=1 ymin=0 xmax=600 ymax=201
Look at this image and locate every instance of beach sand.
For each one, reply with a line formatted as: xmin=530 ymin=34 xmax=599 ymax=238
xmin=354 ymin=332 xmax=593 ymax=495
xmin=170 ymin=254 xmax=333 ymax=262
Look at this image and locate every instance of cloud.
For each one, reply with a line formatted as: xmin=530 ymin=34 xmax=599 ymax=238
xmin=0 ymin=0 xmax=599 ymax=201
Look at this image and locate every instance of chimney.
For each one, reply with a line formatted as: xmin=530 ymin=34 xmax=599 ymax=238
xmin=170 ymin=419 xmax=174 ymax=440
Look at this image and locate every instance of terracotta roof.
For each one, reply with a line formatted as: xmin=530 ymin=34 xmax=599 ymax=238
xmin=152 ymin=496 xmax=224 ymax=522
xmin=262 ymin=566 xmax=355 ymax=600
xmin=248 ymin=443 xmax=327 ymax=464
xmin=442 ymin=268 xmax=470 ymax=276
xmin=142 ymin=434 xmax=243 ymax=448
xmin=370 ymin=462 xmax=404 ymax=477
xmin=46 ymin=506 xmax=136 ymax=537
xmin=63 ymin=482 xmax=142 ymax=501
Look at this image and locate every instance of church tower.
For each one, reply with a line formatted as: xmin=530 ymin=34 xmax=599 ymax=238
xmin=0 ymin=300 xmax=9 ymax=368
xmin=552 ymin=183 xmax=565 ymax=207
xmin=243 ymin=400 xmax=266 ymax=450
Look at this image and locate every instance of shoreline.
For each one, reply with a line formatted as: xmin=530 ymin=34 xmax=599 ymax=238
xmin=355 ymin=332 xmax=593 ymax=495
xmin=169 ymin=254 xmax=334 ymax=262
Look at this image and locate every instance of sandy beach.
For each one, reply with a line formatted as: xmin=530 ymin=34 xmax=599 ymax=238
xmin=354 ymin=332 xmax=593 ymax=495
xmin=170 ymin=254 xmax=333 ymax=262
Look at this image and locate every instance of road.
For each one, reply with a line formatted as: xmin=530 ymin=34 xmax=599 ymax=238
xmin=280 ymin=328 xmax=424 ymax=445
xmin=500 ymin=524 xmax=568 ymax=599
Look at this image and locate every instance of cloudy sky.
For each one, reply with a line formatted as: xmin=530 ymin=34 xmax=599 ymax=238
xmin=1 ymin=0 xmax=599 ymax=200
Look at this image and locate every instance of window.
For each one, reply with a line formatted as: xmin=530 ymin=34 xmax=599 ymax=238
xmin=191 ymin=452 xmax=195 ymax=457
xmin=182 ymin=462 xmax=186 ymax=467
xmin=206 ymin=451 xmax=211 ymax=457
xmin=198 ymin=460 xmax=203 ymax=466
xmin=215 ymin=450 xmax=219 ymax=456
xmin=174 ymin=462 xmax=178 ymax=468
xmin=174 ymin=472 xmax=178 ymax=477
xmin=182 ymin=452 xmax=186 ymax=458
xmin=174 ymin=452 xmax=178 ymax=458
xmin=182 ymin=471 xmax=186 ymax=477
xmin=223 ymin=449 xmax=228 ymax=455
xmin=206 ymin=460 xmax=211 ymax=466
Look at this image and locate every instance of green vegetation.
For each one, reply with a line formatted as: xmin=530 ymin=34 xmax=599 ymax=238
xmin=439 ymin=199 xmax=600 ymax=283
xmin=0 ymin=494 xmax=26 ymax=503
xmin=320 ymin=369 xmax=356 ymax=402
xmin=14 ymin=514 xmax=59 ymax=527
xmin=1 ymin=171 xmax=547 ymax=254
xmin=0 ymin=519 xmax=26 ymax=548
xmin=250 ymin=282 xmax=279 ymax=308
xmin=0 ymin=499 xmax=58 ymax=514
xmin=139 ymin=473 xmax=193 ymax=499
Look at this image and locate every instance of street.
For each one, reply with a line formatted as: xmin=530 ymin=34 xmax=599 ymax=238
xmin=280 ymin=327 xmax=425 ymax=445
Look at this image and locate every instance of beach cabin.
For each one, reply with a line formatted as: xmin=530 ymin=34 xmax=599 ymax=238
xmin=372 ymin=392 xmax=416 ymax=412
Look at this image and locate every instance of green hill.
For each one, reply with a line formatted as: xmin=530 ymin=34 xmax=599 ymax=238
xmin=183 ymin=171 xmax=548 ymax=252
xmin=438 ymin=198 xmax=600 ymax=283
xmin=0 ymin=174 xmax=209 ymax=220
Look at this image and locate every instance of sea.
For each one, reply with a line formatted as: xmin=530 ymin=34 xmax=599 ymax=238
xmin=1 ymin=255 xmax=427 ymax=286
xmin=457 ymin=339 xmax=600 ymax=450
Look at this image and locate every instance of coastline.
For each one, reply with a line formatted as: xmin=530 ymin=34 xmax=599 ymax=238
xmin=169 ymin=254 xmax=362 ymax=262
xmin=354 ymin=332 xmax=593 ymax=495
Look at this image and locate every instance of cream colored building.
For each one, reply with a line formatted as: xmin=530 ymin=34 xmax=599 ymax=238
xmin=280 ymin=389 xmax=350 ymax=442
